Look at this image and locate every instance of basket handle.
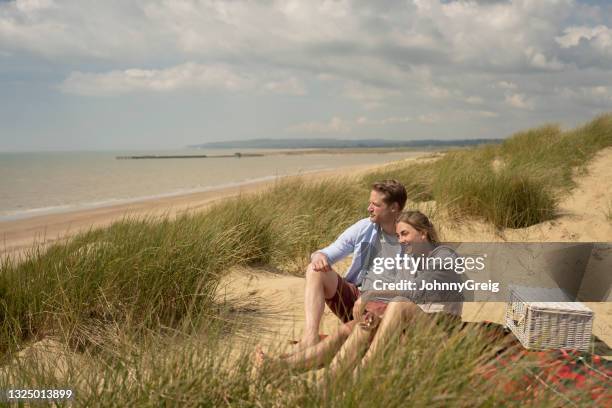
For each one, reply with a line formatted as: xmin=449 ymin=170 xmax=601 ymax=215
xmin=511 ymin=303 xmax=525 ymax=326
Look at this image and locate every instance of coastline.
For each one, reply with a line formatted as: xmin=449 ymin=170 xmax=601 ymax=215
xmin=0 ymin=157 xmax=423 ymax=258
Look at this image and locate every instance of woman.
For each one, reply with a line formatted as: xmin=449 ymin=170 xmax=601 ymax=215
xmin=254 ymin=210 xmax=464 ymax=375
xmin=354 ymin=209 xmax=464 ymax=319
xmin=327 ymin=210 xmax=464 ymax=376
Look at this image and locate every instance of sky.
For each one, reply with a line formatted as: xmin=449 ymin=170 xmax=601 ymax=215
xmin=1 ymin=0 xmax=612 ymax=151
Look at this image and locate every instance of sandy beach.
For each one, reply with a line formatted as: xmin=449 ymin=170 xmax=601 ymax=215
xmin=0 ymin=159 xmax=421 ymax=258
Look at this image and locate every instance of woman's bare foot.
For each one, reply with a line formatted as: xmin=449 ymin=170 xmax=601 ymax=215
xmin=251 ymin=345 xmax=269 ymax=377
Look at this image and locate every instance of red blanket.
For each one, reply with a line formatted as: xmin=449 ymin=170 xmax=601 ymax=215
xmin=470 ymin=322 xmax=611 ymax=406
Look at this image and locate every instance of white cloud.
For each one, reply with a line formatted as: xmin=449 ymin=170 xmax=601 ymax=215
xmin=356 ymin=116 xmax=412 ymax=125
xmin=59 ymin=62 xmax=307 ymax=96
xmin=471 ymin=110 xmax=498 ymax=118
xmin=505 ymin=93 xmax=533 ymax=110
xmin=418 ymin=113 xmax=441 ymax=124
xmin=497 ymin=81 xmax=518 ymax=90
xmin=0 ymin=0 xmax=583 ymax=73
xmin=288 ymin=114 xmax=414 ymax=133
xmin=556 ymin=25 xmax=612 ymax=51
xmin=341 ymin=80 xmax=401 ymax=109
xmin=2 ymin=0 xmax=612 ymax=148
xmin=557 ymin=85 xmax=612 ymax=105
xmin=262 ymin=77 xmax=306 ymax=95
xmin=525 ymin=47 xmax=564 ymax=71
xmin=465 ymin=96 xmax=484 ymax=104
xmin=286 ymin=117 xmax=352 ymax=133
xmin=412 ymin=0 xmax=574 ymax=71
xmin=425 ymin=85 xmax=451 ymax=99
xmin=15 ymin=0 xmax=55 ymax=13
xmin=59 ymin=63 xmax=254 ymax=96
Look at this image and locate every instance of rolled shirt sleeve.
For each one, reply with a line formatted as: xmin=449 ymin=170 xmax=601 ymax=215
xmin=313 ymin=221 xmax=362 ymax=265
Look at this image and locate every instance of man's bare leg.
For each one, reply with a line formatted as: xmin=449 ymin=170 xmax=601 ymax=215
xmin=301 ymin=263 xmax=341 ymax=348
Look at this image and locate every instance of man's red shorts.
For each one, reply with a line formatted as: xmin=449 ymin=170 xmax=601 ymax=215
xmin=325 ymin=274 xmax=361 ymax=323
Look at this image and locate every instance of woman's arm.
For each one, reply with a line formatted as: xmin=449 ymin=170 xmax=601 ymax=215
xmin=354 ymin=290 xmax=410 ymax=319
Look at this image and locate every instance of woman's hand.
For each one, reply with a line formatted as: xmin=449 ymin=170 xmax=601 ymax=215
xmin=352 ymin=297 xmax=365 ymax=320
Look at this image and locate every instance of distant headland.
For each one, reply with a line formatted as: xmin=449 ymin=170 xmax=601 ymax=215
xmin=187 ymin=137 xmax=502 ymax=150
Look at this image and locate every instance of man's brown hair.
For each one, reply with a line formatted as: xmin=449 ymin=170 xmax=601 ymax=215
xmin=371 ymin=179 xmax=407 ymax=210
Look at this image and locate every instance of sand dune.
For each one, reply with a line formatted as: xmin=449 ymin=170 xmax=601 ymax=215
xmin=219 ymin=148 xmax=612 ymax=351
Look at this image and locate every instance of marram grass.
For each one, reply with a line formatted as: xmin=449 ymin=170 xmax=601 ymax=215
xmin=1 ymin=113 xmax=611 ymax=406
xmin=0 ymin=308 xmax=587 ymax=407
xmin=363 ymin=113 xmax=612 ymax=228
xmin=0 ymin=179 xmax=366 ymax=354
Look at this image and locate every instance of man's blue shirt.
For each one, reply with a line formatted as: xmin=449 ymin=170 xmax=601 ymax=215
xmin=315 ymin=218 xmax=382 ymax=286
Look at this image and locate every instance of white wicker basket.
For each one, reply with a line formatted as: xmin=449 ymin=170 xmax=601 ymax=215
xmin=505 ymin=286 xmax=593 ymax=352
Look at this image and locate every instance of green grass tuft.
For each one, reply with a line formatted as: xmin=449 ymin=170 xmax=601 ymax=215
xmin=364 ymin=113 xmax=612 ymax=228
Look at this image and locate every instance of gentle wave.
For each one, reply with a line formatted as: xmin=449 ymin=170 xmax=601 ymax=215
xmin=0 ymin=170 xmax=327 ymax=222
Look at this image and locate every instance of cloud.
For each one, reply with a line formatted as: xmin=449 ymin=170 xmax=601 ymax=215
xmin=2 ymin=0 xmax=612 ymax=148
xmin=59 ymin=63 xmax=253 ymax=96
xmin=465 ymin=96 xmax=484 ymax=104
xmin=286 ymin=117 xmax=352 ymax=133
xmin=505 ymin=93 xmax=533 ymax=109
xmin=525 ymin=47 xmax=564 ymax=71
xmin=262 ymin=77 xmax=306 ymax=95
xmin=471 ymin=110 xmax=498 ymax=118
xmin=0 ymin=0 xmax=590 ymax=73
xmin=497 ymin=81 xmax=518 ymax=90
xmin=356 ymin=116 xmax=413 ymax=125
xmin=288 ymin=114 xmax=414 ymax=133
xmin=14 ymin=0 xmax=55 ymax=13
xmin=425 ymin=85 xmax=451 ymax=99
xmin=557 ymin=85 xmax=612 ymax=107
xmin=59 ymin=62 xmax=305 ymax=96
xmin=556 ymin=25 xmax=612 ymax=51
xmin=418 ymin=113 xmax=441 ymax=124
xmin=340 ymin=80 xmax=401 ymax=109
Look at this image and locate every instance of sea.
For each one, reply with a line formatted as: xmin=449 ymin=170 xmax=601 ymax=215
xmin=0 ymin=149 xmax=422 ymax=221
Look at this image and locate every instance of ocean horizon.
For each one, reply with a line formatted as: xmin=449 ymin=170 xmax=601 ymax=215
xmin=0 ymin=148 xmax=421 ymax=221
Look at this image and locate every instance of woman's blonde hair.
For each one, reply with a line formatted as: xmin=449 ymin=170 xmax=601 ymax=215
xmin=396 ymin=210 xmax=439 ymax=244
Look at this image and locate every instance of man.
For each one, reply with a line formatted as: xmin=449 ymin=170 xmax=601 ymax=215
xmin=300 ymin=179 xmax=407 ymax=348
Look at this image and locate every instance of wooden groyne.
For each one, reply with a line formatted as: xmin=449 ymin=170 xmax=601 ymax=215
xmin=116 ymin=153 xmax=263 ymax=159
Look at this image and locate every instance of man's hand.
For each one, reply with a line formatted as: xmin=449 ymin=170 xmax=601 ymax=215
xmin=310 ymin=252 xmax=332 ymax=272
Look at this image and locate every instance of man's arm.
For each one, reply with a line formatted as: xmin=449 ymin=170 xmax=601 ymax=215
xmin=310 ymin=220 xmax=365 ymax=271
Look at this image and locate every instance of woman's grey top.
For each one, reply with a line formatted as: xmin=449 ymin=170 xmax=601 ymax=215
xmin=362 ymin=244 xmax=466 ymax=310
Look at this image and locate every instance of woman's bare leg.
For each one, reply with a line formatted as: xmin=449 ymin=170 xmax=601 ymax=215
xmin=359 ymin=301 xmax=422 ymax=368
xmin=327 ymin=313 xmax=380 ymax=377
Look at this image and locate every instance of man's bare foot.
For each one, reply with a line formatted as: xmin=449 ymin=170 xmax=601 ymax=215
xmin=294 ymin=334 xmax=320 ymax=352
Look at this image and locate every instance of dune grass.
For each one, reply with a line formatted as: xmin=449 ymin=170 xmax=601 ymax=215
xmin=0 ymin=179 xmax=366 ymax=355
xmin=1 ymin=113 xmax=611 ymax=406
xmin=363 ymin=113 xmax=612 ymax=228
xmin=0 ymin=310 xmax=590 ymax=407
